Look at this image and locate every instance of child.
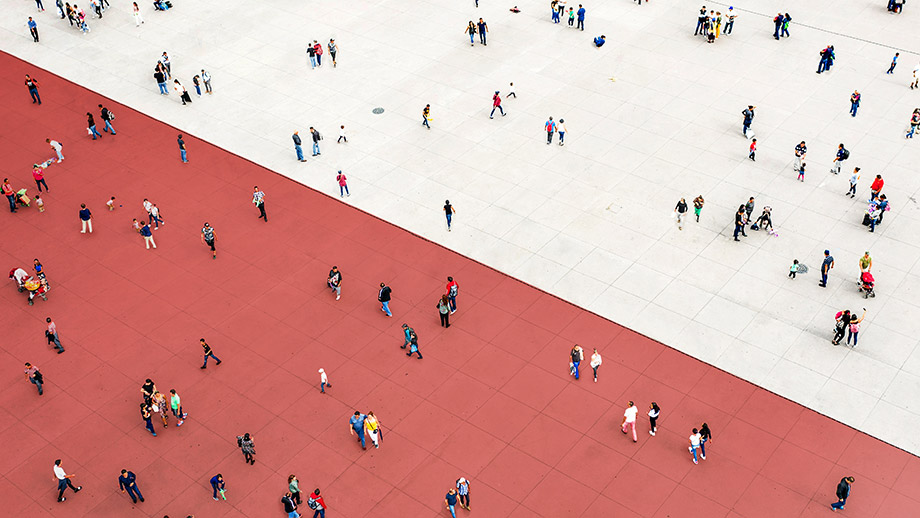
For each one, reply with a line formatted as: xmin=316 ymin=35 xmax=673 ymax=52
xmin=507 ymin=82 xmax=516 ymax=98
xmin=337 ymin=125 xmax=347 ymax=143
xmin=749 ymin=138 xmax=757 ymax=161
xmin=35 ymin=194 xmax=44 ymax=212
xmin=797 ymin=162 xmax=805 ymax=182
xmin=132 ymin=218 xmax=142 ymax=234
xmin=567 ymin=7 xmax=575 ymax=26
xmin=106 ymin=196 xmax=116 ymax=211
xmin=887 ymin=52 xmax=898 ymax=74
xmin=789 ymin=259 xmax=799 ymax=278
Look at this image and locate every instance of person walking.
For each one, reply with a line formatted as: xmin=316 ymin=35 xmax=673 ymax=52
xmin=319 ymin=368 xmax=331 ymax=393
xmin=456 ymin=478 xmax=471 ymax=510
xmin=201 ymin=69 xmax=212 ymax=93
xmin=446 ymin=276 xmax=459 ymax=313
xmin=292 ymin=131 xmax=306 ymax=162
xmin=47 ymin=138 xmax=64 ymax=162
xmin=173 ymin=80 xmax=192 ymax=105
xmin=698 ymin=422 xmax=712 ymax=459
xmin=490 ymin=91 xmax=505 ymax=118
xmin=831 ymin=143 xmax=848 ymax=174
xmin=24 ymin=362 xmax=44 ymax=395
xmin=648 ymin=403 xmax=660 ymax=436
xmin=132 ymin=2 xmax=143 ymax=26
xmin=378 ymin=282 xmax=392 ymax=316
xmin=831 ymin=476 xmax=855 ymax=510
xmin=692 ymin=195 xmax=704 ymax=222
xmin=741 ymin=105 xmax=755 ymax=137
xmin=119 ymin=469 xmax=144 ymax=504
xmin=689 ymin=428 xmax=702 ymax=464
xmin=336 ymin=170 xmax=349 ymax=197
xmin=906 ymin=109 xmax=920 ymax=139
xmin=53 ymin=459 xmax=82 ymax=502
xmin=238 ymin=433 xmax=255 ymax=464
xmin=28 ymin=17 xmax=40 ymax=42
xmin=674 ymin=198 xmax=688 ymax=230
xmin=141 ymin=402 xmax=157 ymax=436
xmin=401 ymin=323 xmax=417 ymax=349
xmin=887 ymin=52 xmax=899 ymax=74
xmin=192 ymin=74 xmax=201 ymax=96
xmin=364 ymin=411 xmax=381 ymax=449
xmin=252 ymin=186 xmax=266 ymax=221
xmin=846 ymin=168 xmax=860 ymax=197
xmin=748 ymin=138 xmax=757 ymax=161
xmin=313 ymin=40 xmax=323 ymax=66
xmin=781 ymin=13 xmax=791 ymax=37
xmin=308 ymin=488 xmax=327 ymax=518
xmin=337 ymin=125 xmax=347 ymax=143
xmin=846 ymin=309 xmax=867 ymax=347
xmin=465 ymin=21 xmax=476 ymax=46
xmin=436 ymin=294 xmax=452 ymax=328
xmin=545 ymin=116 xmax=555 ymax=144
xmin=200 ymin=338 xmax=221 ymax=368
xmin=140 ymin=222 xmax=156 ymax=249
xmin=169 ymin=389 xmax=187 ymax=426
xmin=86 ymin=112 xmax=102 ymax=139
xmin=25 ymin=75 xmax=41 ymax=104
xmin=307 ymin=127 xmax=322 ymax=156
xmin=443 ymin=200 xmax=455 ymax=231
xmin=79 ymin=203 xmax=93 ymax=233
xmin=327 ymin=266 xmax=342 ymax=300
xmin=477 ymin=18 xmax=488 ymax=44
xmin=201 ymin=222 xmax=217 ymax=259
xmin=589 ymin=348 xmax=602 ymax=382
xmin=733 ymin=206 xmax=746 ymax=241
xmin=819 ymin=250 xmax=834 ymax=287
xmin=151 ymin=391 xmax=169 ymax=427
xmin=422 ymin=104 xmax=431 ymax=129
xmin=349 ymin=411 xmax=367 ymax=450
xmin=621 ymin=401 xmax=639 ymax=442
xmin=306 ymin=43 xmax=317 ymax=68
xmin=328 ymin=39 xmax=337 ymax=67
xmin=45 ymin=317 xmax=65 ymax=353
xmin=209 ymin=474 xmax=225 ymax=501
xmin=154 ymin=67 xmax=168 ymax=94
xmin=576 ymin=4 xmax=585 ymax=30
xmin=177 ymin=134 xmax=188 ymax=163
xmin=289 ymin=475 xmax=303 ymax=505
xmin=557 ymin=118 xmax=567 ymax=145
xmin=911 ymin=64 xmax=920 ymax=89
xmin=744 ymin=197 xmax=755 ymax=226
xmin=406 ymin=330 xmax=423 ymax=358
xmin=569 ymin=344 xmax=584 ymax=379
xmin=99 ymin=104 xmax=116 ymax=135
xmin=849 ymin=90 xmax=861 ymax=117
xmin=445 ymin=488 xmax=459 ymax=518
xmin=772 ymin=12 xmax=783 ymax=40
xmin=149 ymin=204 xmax=164 ymax=228
xmin=282 ymin=492 xmax=300 ymax=518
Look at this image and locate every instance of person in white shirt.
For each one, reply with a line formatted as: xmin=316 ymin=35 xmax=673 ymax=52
xmin=620 ymin=401 xmax=639 ymax=442
xmin=143 ymin=198 xmax=153 ymax=222
xmin=47 ymin=138 xmax=64 ymax=162
xmin=338 ymin=125 xmax=347 ymax=143
xmin=648 ymin=402 xmax=660 ymax=436
xmin=589 ymin=348 xmax=602 ymax=382
xmin=53 ymin=459 xmax=82 ymax=502
xmin=319 ymin=368 xmax=331 ymax=393
xmin=689 ymin=428 xmax=702 ymax=464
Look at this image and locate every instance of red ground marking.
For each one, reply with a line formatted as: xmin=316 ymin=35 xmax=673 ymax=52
xmin=0 ymin=51 xmax=917 ymax=517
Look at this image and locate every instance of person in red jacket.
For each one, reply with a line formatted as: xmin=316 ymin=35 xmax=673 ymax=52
xmin=445 ymin=276 xmax=459 ymax=313
xmin=308 ymin=488 xmax=327 ymax=518
xmin=490 ymin=91 xmax=505 ymax=119
xmin=313 ymin=41 xmax=323 ymax=66
xmin=869 ymin=175 xmax=884 ymax=200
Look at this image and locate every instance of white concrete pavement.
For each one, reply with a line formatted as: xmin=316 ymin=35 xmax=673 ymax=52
xmin=4 ymin=0 xmax=920 ymax=454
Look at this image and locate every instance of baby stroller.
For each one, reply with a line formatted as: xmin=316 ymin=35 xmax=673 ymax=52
xmin=153 ymin=0 xmax=172 ymax=10
xmin=859 ymin=272 xmax=876 ymax=298
xmin=15 ymin=188 xmax=31 ymax=208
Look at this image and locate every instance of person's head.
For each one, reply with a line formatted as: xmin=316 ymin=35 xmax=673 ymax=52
xmin=880 ymin=194 xmax=887 ymax=201
xmin=25 ymin=362 xmax=33 ymax=369
xmin=680 ymin=198 xmax=685 ymax=203
xmin=173 ymin=79 xmax=179 ymax=83
xmin=426 ymin=104 xmax=430 ymax=108
xmin=748 ymin=105 xmax=753 ymax=110
xmin=876 ymin=174 xmax=882 ymax=179
xmin=402 ymin=323 xmax=408 ymax=329
xmin=559 ymin=118 xmax=564 ymax=123
xmin=200 ymin=338 xmax=206 ymax=344
xmin=793 ymin=259 xmax=798 ymax=265
xmin=692 ymin=428 xmax=698 ymax=434
xmin=839 ymin=143 xmax=844 ymax=148
xmin=25 ymin=74 xmax=31 ymax=80
xmin=368 ymin=411 xmax=375 ymax=418
xmin=599 ymin=35 xmax=605 ymax=40
xmin=28 ymin=16 xmax=34 ymax=21
xmin=121 ymin=469 xmax=128 ymax=475
xmin=380 ymin=282 xmax=386 ymax=287
xmin=86 ymin=112 xmax=92 ymax=117
xmin=445 ymin=199 xmax=450 ymax=205
xmin=289 ymin=474 xmax=297 ymax=482
xmin=627 ymin=400 xmax=634 ymax=407
xmin=354 ymin=410 xmax=361 ymax=417
xmin=46 ymin=317 xmax=52 ymax=323
xmin=340 ymin=125 xmax=344 ymax=129
xmin=169 ymin=389 xmax=176 ymax=395
xmin=864 ymin=251 xmax=870 ymax=257
xmin=548 ymin=116 xmax=553 ymax=121
xmin=448 ymin=487 xmax=457 ymax=494
xmin=55 ymin=459 xmax=62 ymax=466
xmin=243 ymin=432 xmax=250 ymax=440
xmin=330 ymin=39 xmax=335 ymax=43
xmin=846 ymin=476 xmax=855 ymax=483
xmin=178 ymin=134 xmax=183 ymax=139
xmin=253 ymin=185 xmax=259 ymax=191
xmin=447 ymin=276 xmax=453 ymax=282
xmin=285 ymin=491 xmax=292 ymax=497
xmin=701 ymin=422 xmax=709 ymax=431
xmin=651 ymin=402 xmax=659 ymax=411
xmin=825 ymin=250 xmax=830 ymax=256
xmin=318 ymin=368 xmax=324 ymax=374
xmin=313 ymin=488 xmax=321 ymax=496
xmin=203 ymin=222 xmax=210 ymax=228
xmin=495 ymin=91 xmax=499 ymax=95
xmin=441 ymin=294 xmax=449 ymax=304
xmin=310 ymin=126 xmax=315 ymax=131
xmin=80 ymin=203 xmax=86 ymax=209
xmin=752 ymin=138 xmax=757 ymax=143
xmin=216 ymin=473 xmax=222 ymax=479
xmin=293 ymin=130 xmax=299 ymax=135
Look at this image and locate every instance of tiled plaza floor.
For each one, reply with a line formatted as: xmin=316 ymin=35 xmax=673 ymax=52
xmin=1 ymin=52 xmax=917 ymax=517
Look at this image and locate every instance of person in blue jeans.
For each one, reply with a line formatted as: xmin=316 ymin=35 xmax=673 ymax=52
xmin=86 ymin=112 xmax=102 ymax=139
xmin=378 ymin=282 xmax=392 ymax=316
xmin=849 ymin=90 xmax=860 ymax=117
xmin=177 ymin=134 xmax=187 ymax=163
xmin=310 ymin=127 xmax=321 ymax=156
xmin=292 ymin=131 xmax=305 ymax=162
xmin=576 ymin=5 xmax=585 ymax=30
xmin=349 ymin=411 xmax=367 ymax=449
xmin=831 ymin=476 xmax=855 ymax=510
xmin=99 ymin=104 xmax=116 ymax=135
xmin=444 ymin=200 xmax=454 ymax=230
xmin=819 ymin=250 xmax=834 ymax=287
xmin=445 ymin=488 xmax=459 ymax=518
xmin=209 ymin=473 xmax=225 ymax=501
xmin=698 ymin=423 xmax=712 ymax=459
xmin=570 ymin=344 xmax=583 ymax=379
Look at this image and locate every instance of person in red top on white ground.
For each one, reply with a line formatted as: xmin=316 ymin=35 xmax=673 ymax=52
xmin=308 ymin=488 xmax=327 ymax=517
xmin=870 ymin=174 xmax=884 ymax=200
xmin=490 ymin=91 xmax=505 ymax=119
xmin=445 ymin=276 xmax=459 ymax=313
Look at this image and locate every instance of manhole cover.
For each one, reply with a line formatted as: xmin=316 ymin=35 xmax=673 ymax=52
xmin=372 ymin=107 xmax=385 ymax=114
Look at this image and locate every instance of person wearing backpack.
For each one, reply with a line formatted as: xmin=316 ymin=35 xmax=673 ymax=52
xmin=309 ymin=126 xmax=321 ymax=156
xmin=849 ymin=90 xmax=861 ymax=117
xmin=307 ymin=488 xmax=326 ymax=517
xmin=282 ymin=491 xmax=300 ymax=518
xmin=237 ymin=432 xmax=255 ymax=464
xmin=98 ymin=104 xmax=116 ymax=135
xmin=831 ymin=143 xmax=848 ymax=174
xmin=445 ymin=276 xmax=459 ymax=313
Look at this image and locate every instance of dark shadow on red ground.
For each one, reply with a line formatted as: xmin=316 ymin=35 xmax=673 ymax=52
xmin=0 ymin=51 xmax=917 ymax=518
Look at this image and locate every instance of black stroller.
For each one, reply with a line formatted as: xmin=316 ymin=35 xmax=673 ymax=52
xmin=153 ymin=0 xmax=172 ymax=10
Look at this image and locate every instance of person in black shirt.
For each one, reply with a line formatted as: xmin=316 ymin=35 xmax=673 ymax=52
xmin=86 ymin=112 xmax=102 ymax=139
xmin=733 ymin=206 xmax=746 ymax=241
xmin=200 ymin=338 xmax=222 ymax=369
xmin=378 ymin=282 xmax=392 ymax=317
xmin=310 ymin=127 xmax=321 ymax=156
xmin=292 ymin=131 xmax=306 ymax=162
xmin=831 ymin=476 xmax=855 ymax=510
xmin=178 ymin=134 xmax=188 ymax=163
xmin=444 ymin=200 xmax=455 ymax=231
xmin=154 ymin=69 xmax=168 ymax=95
xmin=25 ymin=74 xmax=41 ymax=104
xmin=674 ymin=198 xmax=688 ymax=230
xmin=98 ymin=104 xmax=116 ymax=135
xmin=328 ymin=266 xmax=342 ymax=300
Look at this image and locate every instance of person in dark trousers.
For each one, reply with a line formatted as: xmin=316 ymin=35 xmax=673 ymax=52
xmin=252 ymin=186 xmax=266 ymax=221
xmin=781 ymin=13 xmax=791 ymax=37
xmin=437 ymin=294 xmax=451 ymax=328
xmin=99 ymin=104 xmax=116 ymax=134
xmin=831 ymin=143 xmax=848 ymax=174
xmin=887 ymin=52 xmax=899 ymax=74
xmin=490 ymin=91 xmax=505 ymax=118
xmin=401 ymin=323 xmax=417 ymax=349
xmin=178 ymin=134 xmax=187 ymax=163
xmin=201 ymin=222 xmax=217 ymax=259
xmin=819 ymin=250 xmax=834 ymax=287
xmin=292 ymin=131 xmax=306 ymax=162
xmin=209 ymin=474 xmax=225 ymax=501
xmin=849 ymin=90 xmax=860 ymax=117
xmin=238 ymin=433 xmax=256 ymax=464
xmin=29 ymin=17 xmax=40 ymax=42
xmin=46 ymin=317 xmax=65 ymax=353
xmin=25 ymin=74 xmax=41 ymax=104
xmin=119 ymin=469 xmax=144 ymax=503
xmin=742 ymin=105 xmax=755 ymax=137
xmin=477 ymin=18 xmax=488 ymax=44
xmin=444 ymin=200 xmax=455 ymax=230
xmin=832 ymin=310 xmax=850 ymax=345
xmin=24 ymin=363 xmax=43 ymax=395
xmin=772 ymin=12 xmax=783 ymax=39
xmin=422 ymin=104 xmax=431 ymax=129
xmin=446 ymin=276 xmax=459 ymax=313
xmin=733 ymin=206 xmax=746 ymax=241
xmin=53 ymin=459 xmax=82 ymax=502
xmin=141 ymin=402 xmax=157 ymax=436
xmin=694 ymin=6 xmax=706 ymax=35
xmin=831 ymin=476 xmax=855 ymax=510
xmin=576 ymin=4 xmax=585 ymax=30
xmin=405 ymin=326 xmax=422 ymax=358
xmin=648 ymin=402 xmax=660 ymax=436
xmin=698 ymin=422 xmax=712 ymax=459
xmin=309 ymin=488 xmax=327 ymax=518
xmin=200 ymin=338 xmax=221 ymax=368
xmin=378 ymin=282 xmax=392 ymax=316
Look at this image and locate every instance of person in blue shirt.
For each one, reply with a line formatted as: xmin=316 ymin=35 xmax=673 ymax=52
xmin=79 ymin=203 xmax=93 ymax=233
xmin=594 ymin=35 xmax=605 ymax=47
xmin=887 ymin=52 xmax=898 ymax=74
xmin=209 ymin=474 xmax=225 ymax=501
xmin=118 ymin=470 xmax=144 ymax=503
xmin=819 ymin=250 xmax=834 ymax=288
xmin=349 ymin=411 xmax=367 ymax=449
xmin=28 ymin=17 xmax=39 ymax=42
xmin=576 ymin=4 xmax=585 ymax=30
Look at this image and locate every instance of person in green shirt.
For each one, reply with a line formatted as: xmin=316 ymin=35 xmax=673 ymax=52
xmin=169 ymin=389 xmax=187 ymax=426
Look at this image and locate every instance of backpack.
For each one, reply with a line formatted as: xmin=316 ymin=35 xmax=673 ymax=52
xmin=237 ymin=436 xmax=243 ymax=447
xmin=109 ymin=110 xmax=115 ymax=120
xmin=449 ymin=284 xmax=458 ymax=297
xmin=841 ymin=148 xmax=850 ymax=160
xmin=307 ymin=497 xmax=319 ymax=510
xmin=32 ymin=370 xmax=43 ymax=383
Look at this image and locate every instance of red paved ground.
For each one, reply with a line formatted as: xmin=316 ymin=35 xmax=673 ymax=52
xmin=0 ymin=51 xmax=917 ymax=518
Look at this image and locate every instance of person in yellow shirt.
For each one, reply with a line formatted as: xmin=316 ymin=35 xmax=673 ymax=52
xmin=364 ymin=411 xmax=381 ymax=449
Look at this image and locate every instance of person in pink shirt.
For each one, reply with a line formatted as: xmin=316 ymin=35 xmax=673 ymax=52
xmin=336 ymin=170 xmax=349 ymax=197
xmin=33 ymin=163 xmax=49 ymax=192
xmin=46 ymin=317 xmax=64 ymax=353
xmin=313 ymin=40 xmax=324 ymax=66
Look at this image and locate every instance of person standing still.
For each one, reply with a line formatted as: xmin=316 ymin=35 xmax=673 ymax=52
xmin=310 ymin=127 xmax=321 ymax=156
xmin=169 ymin=389 xmax=187 ymax=426
xmin=238 ymin=433 xmax=255 ymax=464
xmin=742 ymin=105 xmax=755 ymax=137
xmin=446 ymin=276 xmax=459 ymax=313
xmin=576 ymin=4 xmax=585 ymax=30
xmin=336 ymin=170 xmax=349 ymax=197
xmin=200 ymin=338 xmax=222 ymax=368
xmin=723 ymin=6 xmax=735 ymax=34
xmin=140 ymin=222 xmax=156 ymax=249
xmin=141 ymin=402 xmax=157 ymax=436
xmin=621 ymin=401 xmax=639 ymax=442
xmin=177 ymin=134 xmax=188 ymax=163
xmin=24 ymin=362 xmax=43 ymax=395
xmin=490 ymin=91 xmax=505 ymax=118
xmin=53 ymin=459 xmax=82 ymax=502
xmin=793 ymin=141 xmax=807 ymax=171
xmin=252 ymin=186 xmax=266 ymax=221
xmin=378 ymin=282 xmax=393 ymax=317
xmin=201 ymin=69 xmax=212 ymax=93
xmin=444 ymin=200 xmax=455 ymax=231
xmin=118 ymin=469 xmax=144 ymax=504
xmin=692 ymin=195 xmax=704 ymax=222
xmin=79 ymin=203 xmax=93 ymax=233
xmin=819 ymin=250 xmax=834 ymax=287
xmin=201 ymin=222 xmax=217 ymax=259
xmin=477 ymin=18 xmax=488 ymax=45
xmin=831 ymin=143 xmax=848 ymax=174
xmin=589 ymin=348 xmax=602 ymax=382
xmin=328 ymin=266 xmax=342 ymax=300
xmin=209 ymin=474 xmax=225 ymax=501
xmin=849 ymin=90 xmax=860 ymax=117
xmin=292 ymin=131 xmax=306 ymax=162
xmin=648 ymin=403 xmax=660 ymax=436
xmin=437 ymin=294 xmax=451 ymax=328
xmin=831 ymin=476 xmax=855 ymax=510
xmin=545 ymin=116 xmax=555 ymax=144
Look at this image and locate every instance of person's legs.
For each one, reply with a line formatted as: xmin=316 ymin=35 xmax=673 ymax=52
xmin=181 ymin=149 xmax=187 ymax=162
xmin=312 ymin=142 xmax=320 ymax=155
xmin=439 ymin=312 xmax=448 ymax=327
xmin=446 ymin=213 xmax=452 ymax=229
xmin=592 ymin=365 xmax=598 ymax=381
xmin=700 ymin=439 xmax=707 ymax=459
xmin=295 ymin=145 xmax=304 ymax=161
xmin=258 ymin=203 xmax=267 ymax=220
xmin=145 ymin=417 xmax=156 ymax=435
xmin=559 ymin=132 xmax=565 ymax=144
xmin=690 ymin=445 xmax=698 ymax=463
xmin=31 ymin=377 xmax=43 ymax=394
xmin=448 ymin=504 xmax=457 ymax=518
xmin=573 ymin=361 xmax=579 ymax=379
xmin=382 ymin=301 xmax=391 ymax=316
xmin=313 ymin=510 xmax=325 ymax=518
xmin=448 ymin=295 xmax=456 ymax=311
xmin=629 ymin=421 xmax=637 ymax=441
xmin=831 ymin=499 xmax=845 ymax=510
xmin=547 ymin=131 xmax=553 ymax=144
xmin=212 ymin=483 xmax=219 ymax=499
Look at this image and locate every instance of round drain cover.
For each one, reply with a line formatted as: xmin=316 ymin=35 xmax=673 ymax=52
xmin=372 ymin=107 xmax=385 ymax=114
